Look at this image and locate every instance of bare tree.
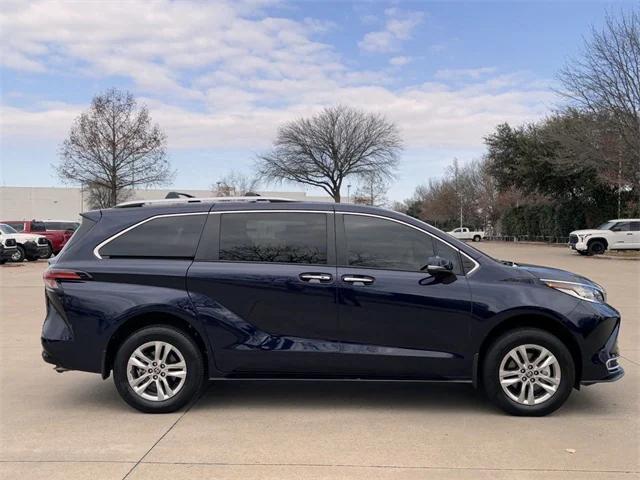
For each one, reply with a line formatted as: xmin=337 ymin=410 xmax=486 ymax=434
xmin=85 ymin=182 xmax=134 ymax=210
xmin=57 ymin=88 xmax=172 ymax=207
xmin=212 ymin=171 xmax=260 ymax=197
xmin=353 ymin=172 xmax=389 ymax=206
xmin=558 ymin=10 xmax=640 ymax=193
xmin=257 ymin=105 xmax=402 ymax=202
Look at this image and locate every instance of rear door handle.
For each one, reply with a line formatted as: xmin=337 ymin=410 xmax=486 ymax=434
xmin=342 ymin=275 xmax=375 ymax=285
xmin=299 ymin=273 xmax=333 ymax=283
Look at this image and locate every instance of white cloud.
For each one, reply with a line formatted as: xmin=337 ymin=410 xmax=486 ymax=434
xmin=0 ymin=0 xmax=553 ymax=160
xmin=434 ymin=67 xmax=497 ymax=81
xmin=390 ymin=56 xmax=412 ymax=66
xmin=359 ymin=8 xmax=424 ymax=53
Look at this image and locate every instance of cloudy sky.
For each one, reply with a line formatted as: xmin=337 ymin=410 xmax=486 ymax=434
xmin=0 ymin=0 xmax=630 ymax=200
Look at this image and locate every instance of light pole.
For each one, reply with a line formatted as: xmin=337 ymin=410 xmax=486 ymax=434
xmin=347 ymin=184 xmax=352 ymax=203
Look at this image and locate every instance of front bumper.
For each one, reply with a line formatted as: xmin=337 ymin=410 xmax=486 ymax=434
xmin=569 ymin=241 xmax=588 ymax=252
xmin=581 ymin=358 xmax=624 ymax=385
xmin=577 ymin=305 xmax=625 ymax=385
xmin=1 ymin=246 xmax=17 ymax=260
xmin=22 ymin=241 xmax=49 ymax=259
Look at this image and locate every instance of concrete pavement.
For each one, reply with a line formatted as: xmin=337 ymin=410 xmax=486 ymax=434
xmin=1 ymin=243 xmax=638 ymax=479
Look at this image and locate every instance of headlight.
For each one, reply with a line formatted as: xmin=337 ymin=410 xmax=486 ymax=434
xmin=578 ymin=234 xmax=591 ymax=241
xmin=542 ymin=280 xmax=606 ymax=303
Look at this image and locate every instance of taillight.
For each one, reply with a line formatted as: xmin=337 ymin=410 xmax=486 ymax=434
xmin=43 ymin=269 xmax=91 ymax=289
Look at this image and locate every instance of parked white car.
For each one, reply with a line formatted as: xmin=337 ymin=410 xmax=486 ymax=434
xmin=569 ymin=219 xmax=640 ymax=255
xmin=447 ymin=227 xmax=485 ymax=242
xmin=0 ymin=223 xmax=51 ymax=262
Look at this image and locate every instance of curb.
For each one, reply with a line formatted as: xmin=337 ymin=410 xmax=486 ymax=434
xmin=589 ymin=254 xmax=640 ymax=261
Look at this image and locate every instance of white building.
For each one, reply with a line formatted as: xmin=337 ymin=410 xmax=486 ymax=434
xmin=0 ymin=186 xmax=332 ymax=221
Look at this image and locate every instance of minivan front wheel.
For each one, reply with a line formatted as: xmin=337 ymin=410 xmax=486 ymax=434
xmin=113 ymin=326 xmax=205 ymax=413
xmin=483 ymin=328 xmax=574 ymax=416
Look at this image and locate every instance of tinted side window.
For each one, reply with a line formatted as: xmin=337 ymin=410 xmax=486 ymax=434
xmin=44 ymin=221 xmax=78 ymax=231
xmin=343 ymin=215 xmax=435 ymax=271
xmin=611 ymin=222 xmax=631 ymax=231
xmin=219 ymin=212 xmax=327 ymax=264
xmin=31 ymin=222 xmax=46 ymax=232
xmin=7 ymin=222 xmax=24 ymax=232
xmin=100 ymin=215 xmax=206 ymax=258
xmin=629 ymin=222 xmax=640 ymax=231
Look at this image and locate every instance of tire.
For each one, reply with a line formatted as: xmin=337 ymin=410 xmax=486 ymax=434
xmin=41 ymin=243 xmax=53 ymax=259
xmin=11 ymin=246 xmax=25 ymax=263
xmin=113 ymin=325 xmax=205 ymax=413
xmin=473 ymin=235 xmax=481 ymax=242
xmin=0 ymin=260 xmax=6 ymax=265
xmin=588 ymin=240 xmax=606 ymax=255
xmin=577 ymin=250 xmax=588 ymax=256
xmin=482 ymin=328 xmax=575 ymax=416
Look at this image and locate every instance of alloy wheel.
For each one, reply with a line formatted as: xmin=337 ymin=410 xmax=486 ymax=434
xmin=498 ymin=344 xmax=561 ymax=406
xmin=126 ymin=341 xmax=187 ymax=401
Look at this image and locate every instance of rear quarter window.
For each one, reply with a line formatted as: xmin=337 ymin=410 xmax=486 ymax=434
xmin=99 ymin=214 xmax=207 ymax=259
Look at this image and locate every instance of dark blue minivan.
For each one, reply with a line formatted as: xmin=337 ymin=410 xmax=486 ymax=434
xmin=42 ymin=197 xmax=623 ymax=415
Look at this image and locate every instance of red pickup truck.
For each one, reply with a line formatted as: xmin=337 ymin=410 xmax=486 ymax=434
xmin=3 ymin=219 xmax=78 ymax=257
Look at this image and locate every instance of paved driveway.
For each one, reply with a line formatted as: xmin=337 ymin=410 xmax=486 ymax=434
xmin=1 ymin=243 xmax=638 ymax=479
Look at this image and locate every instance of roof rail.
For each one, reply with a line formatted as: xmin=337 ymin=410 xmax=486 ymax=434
xmin=114 ymin=196 xmax=297 ymax=208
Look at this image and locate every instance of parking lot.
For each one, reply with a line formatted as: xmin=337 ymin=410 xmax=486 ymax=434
xmin=0 ymin=242 xmax=638 ymax=480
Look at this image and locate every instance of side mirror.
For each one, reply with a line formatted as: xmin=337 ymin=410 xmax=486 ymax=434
xmin=422 ymin=256 xmax=454 ymax=275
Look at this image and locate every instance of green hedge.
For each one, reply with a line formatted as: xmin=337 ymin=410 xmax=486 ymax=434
xmin=500 ymin=201 xmax=616 ymax=238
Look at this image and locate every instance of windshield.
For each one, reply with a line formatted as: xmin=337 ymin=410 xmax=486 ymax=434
xmin=597 ymin=221 xmax=616 ymax=230
xmin=0 ymin=224 xmax=18 ymax=234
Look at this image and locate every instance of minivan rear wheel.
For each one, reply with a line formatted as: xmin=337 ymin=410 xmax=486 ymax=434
xmin=482 ymin=328 xmax=574 ymax=416
xmin=113 ymin=326 xmax=205 ymax=413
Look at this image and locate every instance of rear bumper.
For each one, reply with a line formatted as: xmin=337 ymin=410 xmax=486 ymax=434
xmin=41 ymin=289 xmax=102 ymax=373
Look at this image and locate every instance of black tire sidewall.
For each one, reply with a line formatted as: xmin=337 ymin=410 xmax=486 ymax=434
xmin=589 ymin=241 xmax=605 ymax=255
xmin=483 ymin=328 xmax=575 ymax=416
xmin=113 ymin=326 xmax=205 ymax=413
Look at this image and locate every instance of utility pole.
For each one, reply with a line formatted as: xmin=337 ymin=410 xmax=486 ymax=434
xmin=617 ymin=142 xmax=622 ymax=218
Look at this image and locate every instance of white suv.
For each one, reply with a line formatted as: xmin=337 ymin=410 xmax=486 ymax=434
xmin=0 ymin=223 xmax=50 ymax=262
xmin=569 ymin=219 xmax=640 ymax=255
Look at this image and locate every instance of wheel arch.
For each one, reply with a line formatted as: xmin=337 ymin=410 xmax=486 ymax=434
xmin=102 ymin=310 xmax=211 ymax=380
xmin=475 ymin=313 xmax=583 ymax=389
xmin=587 ymin=237 xmax=608 ymax=249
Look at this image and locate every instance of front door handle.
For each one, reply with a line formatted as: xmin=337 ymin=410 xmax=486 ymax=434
xmin=299 ymin=273 xmax=333 ymax=283
xmin=342 ymin=275 xmax=375 ymax=285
